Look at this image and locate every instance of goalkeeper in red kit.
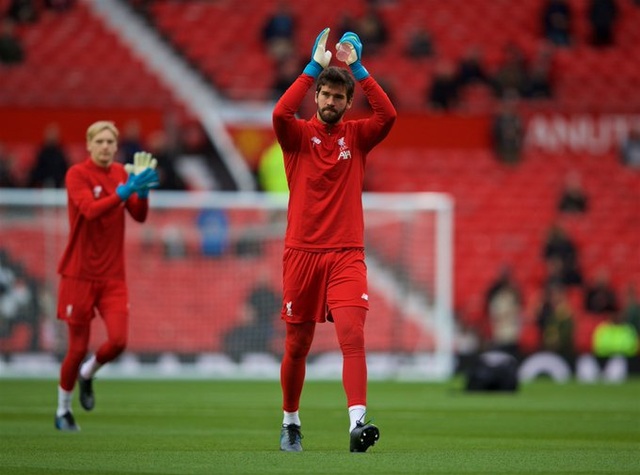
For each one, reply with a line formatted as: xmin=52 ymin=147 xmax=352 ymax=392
xmin=54 ymin=121 xmax=159 ymax=431
xmin=273 ymin=28 xmax=396 ymax=452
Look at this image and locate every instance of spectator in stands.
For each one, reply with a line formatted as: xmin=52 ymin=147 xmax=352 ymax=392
xmin=127 ymin=0 xmax=152 ymax=19
xmin=0 ymin=251 xmax=36 ymax=347
xmin=335 ymin=12 xmax=358 ymax=40
xmin=588 ymin=0 xmax=618 ymax=47
xmin=0 ymin=259 xmax=42 ymax=351
xmin=257 ymin=140 xmax=288 ymax=226
xmin=493 ymin=43 xmax=530 ymax=99
xmin=525 ymin=42 xmax=555 ymax=99
xmin=44 ymin=0 xmax=75 ymax=11
xmin=484 ymin=266 xmax=524 ymax=356
xmin=146 ymin=129 xmax=185 ymax=190
xmin=27 ymin=123 xmax=69 ymax=188
xmin=258 ymin=140 xmax=287 ymax=194
xmin=0 ymin=142 xmax=20 ymax=187
xmin=271 ymin=55 xmax=301 ymax=101
xmin=176 ymin=121 xmax=233 ymax=190
xmin=584 ymin=269 xmax=619 ymax=316
xmin=404 ymin=25 xmax=434 ymax=59
xmin=541 ymin=0 xmax=573 ymax=47
xmin=117 ymin=120 xmax=143 ymax=165
xmin=8 ymin=0 xmax=39 ymax=23
xmin=427 ymin=60 xmax=459 ymax=111
xmin=491 ymin=91 xmax=524 ymax=164
xmin=557 ymin=170 xmax=588 ymax=213
xmin=620 ymin=123 xmax=640 ymax=168
xmin=592 ymin=310 xmax=638 ymax=358
xmin=621 ymin=283 xmax=640 ymax=334
xmin=262 ymin=0 xmax=296 ymax=61
xmin=536 ymin=283 xmax=575 ymax=358
xmin=542 ymin=222 xmax=583 ymax=287
xmin=196 ymin=208 xmax=229 ymax=257
xmin=455 ymin=46 xmax=491 ymax=89
xmin=354 ymin=4 xmax=389 ymax=56
xmin=0 ymin=19 xmax=25 ymax=65
xmin=222 ymin=276 xmax=281 ymax=363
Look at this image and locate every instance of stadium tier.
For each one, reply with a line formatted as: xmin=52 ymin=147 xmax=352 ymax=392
xmin=0 ymin=0 xmax=638 ymax=371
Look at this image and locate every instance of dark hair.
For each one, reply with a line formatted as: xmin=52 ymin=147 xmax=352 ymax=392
xmin=316 ymin=66 xmax=355 ymax=101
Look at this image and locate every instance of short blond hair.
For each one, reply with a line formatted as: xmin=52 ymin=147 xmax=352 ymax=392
xmin=86 ymin=121 xmax=119 ymax=142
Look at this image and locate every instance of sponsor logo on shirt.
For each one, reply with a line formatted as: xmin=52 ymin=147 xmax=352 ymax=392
xmin=311 ymin=136 xmax=321 ymax=146
xmin=93 ymin=186 xmax=102 ymax=198
xmin=337 ymin=137 xmax=351 ymax=161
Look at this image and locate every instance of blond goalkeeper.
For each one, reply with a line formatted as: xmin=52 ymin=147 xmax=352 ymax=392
xmin=54 ymin=121 xmax=159 ymax=431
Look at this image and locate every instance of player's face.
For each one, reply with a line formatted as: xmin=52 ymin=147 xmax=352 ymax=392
xmin=87 ymin=129 xmax=118 ymax=168
xmin=315 ymin=83 xmax=352 ymax=125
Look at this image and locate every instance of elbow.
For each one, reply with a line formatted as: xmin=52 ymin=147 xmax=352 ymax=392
xmin=272 ymin=108 xmax=288 ymax=127
xmin=389 ymin=108 xmax=398 ymax=125
xmin=385 ymin=109 xmax=398 ymax=129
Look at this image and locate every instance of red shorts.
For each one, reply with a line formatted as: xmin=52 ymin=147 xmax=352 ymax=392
xmin=57 ymin=276 xmax=129 ymax=325
xmin=281 ymin=247 xmax=369 ymax=324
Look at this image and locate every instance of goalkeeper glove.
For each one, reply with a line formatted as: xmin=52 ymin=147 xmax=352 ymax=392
xmin=116 ymin=167 xmax=160 ymax=201
xmin=303 ymin=28 xmax=332 ymax=78
xmin=124 ymin=151 xmax=159 ymax=198
xmin=336 ymin=32 xmax=370 ymax=80
xmin=124 ymin=151 xmax=158 ymax=175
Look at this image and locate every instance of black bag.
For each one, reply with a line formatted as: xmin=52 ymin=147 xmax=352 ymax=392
xmin=465 ymin=351 xmax=519 ymax=392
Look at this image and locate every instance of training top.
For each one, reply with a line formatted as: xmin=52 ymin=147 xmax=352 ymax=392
xmin=273 ymin=73 xmax=396 ymax=250
xmin=57 ymin=158 xmax=148 ymax=281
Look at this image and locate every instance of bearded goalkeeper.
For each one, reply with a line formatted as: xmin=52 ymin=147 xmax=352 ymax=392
xmin=273 ymin=28 xmax=397 ymax=452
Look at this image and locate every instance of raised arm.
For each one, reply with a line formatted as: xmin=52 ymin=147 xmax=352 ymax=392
xmin=272 ymin=28 xmax=332 ymax=151
xmin=335 ymin=31 xmax=397 ymax=149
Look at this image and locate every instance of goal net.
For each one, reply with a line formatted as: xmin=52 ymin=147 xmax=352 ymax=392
xmin=0 ymin=190 xmax=454 ymax=380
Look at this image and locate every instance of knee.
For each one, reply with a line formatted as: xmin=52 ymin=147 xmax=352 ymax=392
xmin=109 ymin=334 xmax=128 ymax=356
xmin=336 ymin=320 xmax=365 ymax=355
xmin=65 ymin=346 xmax=87 ymax=367
xmin=285 ymin=338 xmax=311 ymax=360
xmin=285 ymin=331 xmax=314 ymax=360
xmin=339 ymin=331 xmax=365 ymax=356
xmin=284 ymin=323 xmax=315 ymax=359
xmin=66 ymin=339 xmax=89 ymax=362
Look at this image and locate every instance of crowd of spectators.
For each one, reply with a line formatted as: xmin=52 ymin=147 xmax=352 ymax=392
xmin=0 ymin=18 xmax=24 ymax=65
xmin=0 ymin=249 xmax=44 ymax=352
xmin=0 ymin=121 xmax=192 ymax=191
xmin=1 ymin=0 xmax=638 ymax=362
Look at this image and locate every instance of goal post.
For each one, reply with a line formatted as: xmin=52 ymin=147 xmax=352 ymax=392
xmin=0 ymin=189 xmax=454 ymax=381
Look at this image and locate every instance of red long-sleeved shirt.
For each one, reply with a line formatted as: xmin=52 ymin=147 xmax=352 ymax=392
xmin=273 ymin=73 xmax=396 ymax=249
xmin=57 ymin=158 xmax=148 ymax=280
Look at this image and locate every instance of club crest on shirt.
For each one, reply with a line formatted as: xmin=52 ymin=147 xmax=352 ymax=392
xmin=337 ymin=137 xmax=351 ymax=161
xmin=93 ymin=186 xmax=102 ymax=198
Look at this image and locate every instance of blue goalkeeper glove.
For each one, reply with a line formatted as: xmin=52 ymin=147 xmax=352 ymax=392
xmin=303 ymin=28 xmax=332 ymax=78
xmin=124 ymin=151 xmax=159 ymax=198
xmin=116 ymin=167 xmax=160 ymax=201
xmin=336 ymin=32 xmax=370 ymax=81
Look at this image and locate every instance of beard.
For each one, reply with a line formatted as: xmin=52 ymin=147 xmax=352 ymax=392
xmin=318 ymin=106 xmax=345 ymax=124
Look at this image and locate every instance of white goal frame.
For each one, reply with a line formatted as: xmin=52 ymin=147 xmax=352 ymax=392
xmin=0 ymin=190 xmax=454 ymax=381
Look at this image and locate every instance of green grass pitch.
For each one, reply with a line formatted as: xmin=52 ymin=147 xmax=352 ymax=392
xmin=1 ymin=378 xmax=638 ymax=474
